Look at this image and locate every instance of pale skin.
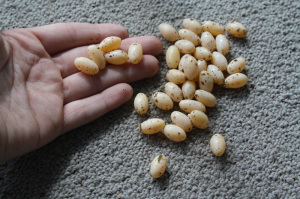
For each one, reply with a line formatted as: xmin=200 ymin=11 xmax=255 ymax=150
xmin=0 ymin=23 xmax=163 ymax=161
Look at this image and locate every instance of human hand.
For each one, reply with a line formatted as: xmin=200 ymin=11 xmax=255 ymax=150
xmin=0 ymin=23 xmax=163 ymax=161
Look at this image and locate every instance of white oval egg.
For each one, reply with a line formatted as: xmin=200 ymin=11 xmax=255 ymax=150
xmin=164 ymin=82 xmax=183 ymax=102
xmin=211 ymin=52 xmax=228 ymax=71
xmin=179 ymin=99 xmax=206 ymax=113
xmin=175 ymin=39 xmax=196 ymax=54
xmin=99 ymin=36 xmax=122 ymax=52
xmin=182 ymin=80 xmax=196 ymax=99
xmin=199 ymin=71 xmax=214 ymax=92
xmin=210 ymin=134 xmax=226 ymax=156
xmin=227 ymin=57 xmax=246 ymax=74
xmin=74 ymin=57 xmax=99 ymax=75
xmin=128 ymin=42 xmax=143 ymax=64
xmin=200 ymin=31 xmax=216 ymax=52
xmin=171 ymin=111 xmax=193 ymax=132
xmin=193 ymin=47 xmax=212 ymax=61
xmin=150 ymin=155 xmax=167 ymax=178
xmin=105 ymin=50 xmax=129 ymax=65
xmin=188 ymin=110 xmax=209 ymax=129
xmin=194 ymin=89 xmax=217 ymax=107
xmin=178 ymin=29 xmax=201 ymax=46
xmin=178 ymin=54 xmax=198 ymax=81
xmin=159 ymin=23 xmax=180 ymax=42
xmin=166 ymin=45 xmax=180 ymax=69
xmin=134 ymin=93 xmax=149 ymax=115
xmin=166 ymin=69 xmax=187 ymax=84
xmin=182 ymin=18 xmax=202 ymax=34
xmin=152 ymin=92 xmax=174 ymax=110
xmin=226 ymin=21 xmax=247 ymax=38
xmin=163 ymin=124 xmax=187 ymax=142
xmin=216 ymin=34 xmax=230 ymax=56
xmin=197 ymin=59 xmax=208 ymax=72
xmin=201 ymin=21 xmax=225 ymax=36
xmin=139 ymin=118 xmax=165 ymax=134
xmin=225 ymin=73 xmax=248 ymax=88
xmin=88 ymin=45 xmax=106 ymax=70
xmin=207 ymin=64 xmax=225 ymax=85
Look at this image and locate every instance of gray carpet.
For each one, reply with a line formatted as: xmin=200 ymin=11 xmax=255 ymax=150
xmin=0 ymin=0 xmax=299 ymax=198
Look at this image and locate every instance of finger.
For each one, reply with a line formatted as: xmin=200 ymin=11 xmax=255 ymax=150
xmin=28 ymin=23 xmax=129 ymax=55
xmin=62 ymin=83 xmax=133 ymax=133
xmin=63 ymin=55 xmax=159 ymax=104
xmin=53 ymin=36 xmax=162 ymax=78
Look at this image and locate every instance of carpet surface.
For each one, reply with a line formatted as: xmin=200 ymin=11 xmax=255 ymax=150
xmin=0 ymin=0 xmax=299 ymax=198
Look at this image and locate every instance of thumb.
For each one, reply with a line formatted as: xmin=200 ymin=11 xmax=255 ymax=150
xmin=0 ymin=32 xmax=11 ymax=70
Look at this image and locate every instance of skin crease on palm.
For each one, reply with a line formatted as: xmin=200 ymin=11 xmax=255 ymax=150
xmin=0 ymin=23 xmax=163 ymax=162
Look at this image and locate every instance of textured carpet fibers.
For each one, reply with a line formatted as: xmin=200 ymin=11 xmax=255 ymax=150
xmin=0 ymin=0 xmax=299 ymax=198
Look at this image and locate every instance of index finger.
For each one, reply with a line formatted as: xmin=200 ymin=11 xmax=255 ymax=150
xmin=28 ymin=23 xmax=129 ymax=56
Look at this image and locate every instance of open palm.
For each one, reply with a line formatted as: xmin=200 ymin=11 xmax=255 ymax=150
xmin=0 ymin=23 xmax=162 ymax=161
